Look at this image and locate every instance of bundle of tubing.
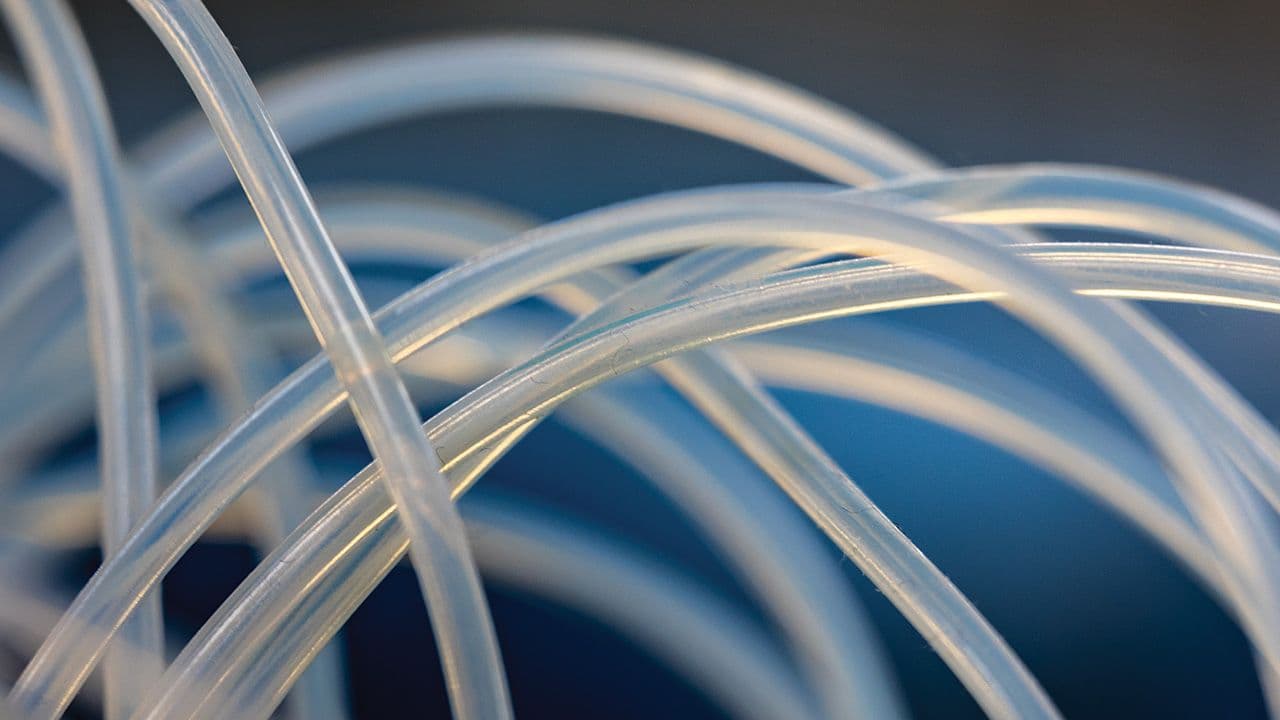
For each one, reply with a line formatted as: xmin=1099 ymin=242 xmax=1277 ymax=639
xmin=0 ymin=6 xmax=1278 ymax=720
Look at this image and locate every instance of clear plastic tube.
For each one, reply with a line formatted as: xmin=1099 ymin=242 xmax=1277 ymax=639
xmin=0 ymin=19 xmax=938 ymax=394
xmin=6 ymin=42 xmax=1280 ymax=424
xmin=216 ymin=496 xmax=823 ymax=720
xmin=528 ymin=385 xmax=903 ymax=720
xmin=134 ymin=33 xmax=935 ymax=207
xmin=0 ymin=2 xmax=162 ymax=718
xmin=162 ymin=185 xmax=1280 ymax=717
xmin=729 ymin=329 xmax=1219 ymax=588
xmin=95 ymin=203 xmax=899 ymax=718
xmin=124 ymin=206 xmax=1280 ymax=720
xmin=123 ymin=3 xmax=512 ymax=720
xmin=185 ymin=193 xmax=1280 ymax=540
xmin=21 ymin=183 xmax=1280 ymax=719
xmin=0 ymin=61 xmax=348 ymax=720
xmin=12 ymin=239 xmax=1280 ymax=712
xmin=9 ymin=287 xmax=1230 ymax=620
xmin=176 ymin=189 xmax=905 ymax=719
xmin=3 ymin=307 xmax=876 ymax=719
xmin=14 ymin=162 xmax=1280 ymax=481
xmin=165 ymin=490 xmax=821 ymax=720
xmin=2 ymin=28 xmax=1275 ymax=717
xmin=132 ymin=240 xmax=1269 ymax=717
xmin=140 ymin=190 xmax=1280 ymax=717
xmin=1 ymin=473 xmax=817 ymax=720
xmin=875 ymin=163 xmax=1280 ymax=255
xmin=0 ymin=25 xmax=942 ymax=388
xmin=460 ymin=501 xmax=819 ymax=720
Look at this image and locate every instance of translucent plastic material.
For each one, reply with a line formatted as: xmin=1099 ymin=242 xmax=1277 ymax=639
xmin=15 ymin=175 xmax=1280 ymax=717
xmin=7 ymin=176 xmax=1280 ymax=712
xmin=0 ymin=38 xmax=348 ymax=720
xmin=0 ymin=2 xmax=161 ymax=718
xmin=130 ymin=234 xmax=1280 ymax=720
xmin=5 ymin=21 xmax=1280 ymax=720
xmin=122 ymin=3 xmax=511 ymax=719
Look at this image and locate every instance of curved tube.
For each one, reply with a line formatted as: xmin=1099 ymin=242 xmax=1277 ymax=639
xmin=211 ymin=496 xmax=825 ymax=720
xmin=10 ymin=240 xmax=1269 ymax=712
xmin=8 ymin=295 xmax=1224 ymax=619
xmin=0 ymin=490 xmax=818 ymax=720
xmin=0 ymin=2 xmax=162 ymax=716
xmin=125 ymin=3 xmax=512 ymax=719
xmin=137 ymin=232 xmax=1280 ymax=720
xmin=0 ymin=24 xmax=944 ymax=388
xmin=3 ymin=302 xmax=889 ymax=720
xmin=2 ymin=182 xmax=905 ymax=720
xmin=21 ymin=181 xmax=1280 ymax=719
xmin=190 ymin=189 xmax=901 ymax=720
xmin=0 ymin=27 xmax=1274 ymax=720
xmin=0 ymin=70 xmax=350 ymax=720
xmin=134 ymin=33 xmax=935 ymax=207
xmin=877 ymin=163 xmax=1280 ymax=255
xmin=462 ymin=502 xmax=818 ymax=720
xmin=110 ymin=202 xmax=1280 ymax=717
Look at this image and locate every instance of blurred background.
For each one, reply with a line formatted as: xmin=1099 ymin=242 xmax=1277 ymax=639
xmin=4 ymin=1 xmax=1280 ymax=717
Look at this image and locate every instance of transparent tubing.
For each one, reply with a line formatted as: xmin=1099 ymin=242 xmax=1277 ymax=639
xmin=3 ymin=305 xmax=877 ymax=719
xmin=0 ymin=253 xmax=1220 ymax=597
xmin=0 ymin=60 xmax=348 ymax=720
xmin=117 ymin=347 xmax=892 ymax=718
xmin=521 ymin=173 xmax=1280 ymax=538
xmin=188 ymin=190 xmax=1280 ymax=534
xmin=436 ymin=178 xmax=1280 ymax=536
xmin=15 ymin=240 xmax=1280 ymax=522
xmin=0 ymin=26 xmax=944 ymax=381
xmin=12 ymin=158 xmax=1280 ymax=402
xmin=450 ymin=243 xmax=884 ymax=719
xmin=165 ymin=184 xmax=1274 ymax=717
xmin=107 ymin=208 xmax=902 ymax=717
xmin=446 ymin=244 xmax=824 ymax=498
xmin=8 ymin=293 xmax=1225 ymax=625
xmin=507 ymin=207 xmax=1280 ymax=539
xmin=135 ymin=237 xmax=1280 ymax=717
xmin=135 ymin=232 xmax=1280 ymax=720
xmin=729 ymin=330 xmax=1219 ymax=588
xmin=245 ymin=188 xmax=1280 ymax=535
xmin=9 ymin=29 xmax=1280 ymax=379
xmin=30 ymin=204 xmax=1269 ymax=707
xmin=7 ymin=242 xmax=1269 ymax=717
xmin=81 ymin=209 xmax=1229 ymax=595
xmin=0 ymin=266 xmax=1238 ymax=660
xmin=461 ymin=501 xmax=818 ymax=720
xmin=0 ymin=36 xmax=1269 ymax=707
xmin=124 ymin=203 xmax=1280 ymax=717
xmin=195 ymin=481 xmax=819 ymax=717
xmin=10 ymin=269 xmax=1280 ymax=717
xmin=19 ymin=183 xmax=1280 ymax=718
xmin=0 ymin=472 xmax=818 ymax=720
xmin=124 ymin=2 xmax=512 ymax=720
xmin=876 ymin=163 xmax=1280 ymax=255
xmin=134 ymin=33 xmax=936 ymax=205
xmin=0 ymin=179 xmax=903 ymax=720
xmin=10 ymin=159 xmax=1280 ymax=420
xmin=0 ymin=2 xmax=162 ymax=719
xmin=172 ymin=190 xmax=903 ymax=720
xmin=483 ymin=384 xmax=903 ymax=720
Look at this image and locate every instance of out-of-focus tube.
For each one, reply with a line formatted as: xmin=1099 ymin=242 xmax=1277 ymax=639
xmin=0 ymin=2 xmax=162 ymax=718
xmin=21 ymin=189 xmax=1280 ymax=719
xmin=124 ymin=2 xmax=512 ymax=719
xmin=0 ymin=61 xmax=349 ymax=720
xmin=144 ymin=200 xmax=1280 ymax=720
